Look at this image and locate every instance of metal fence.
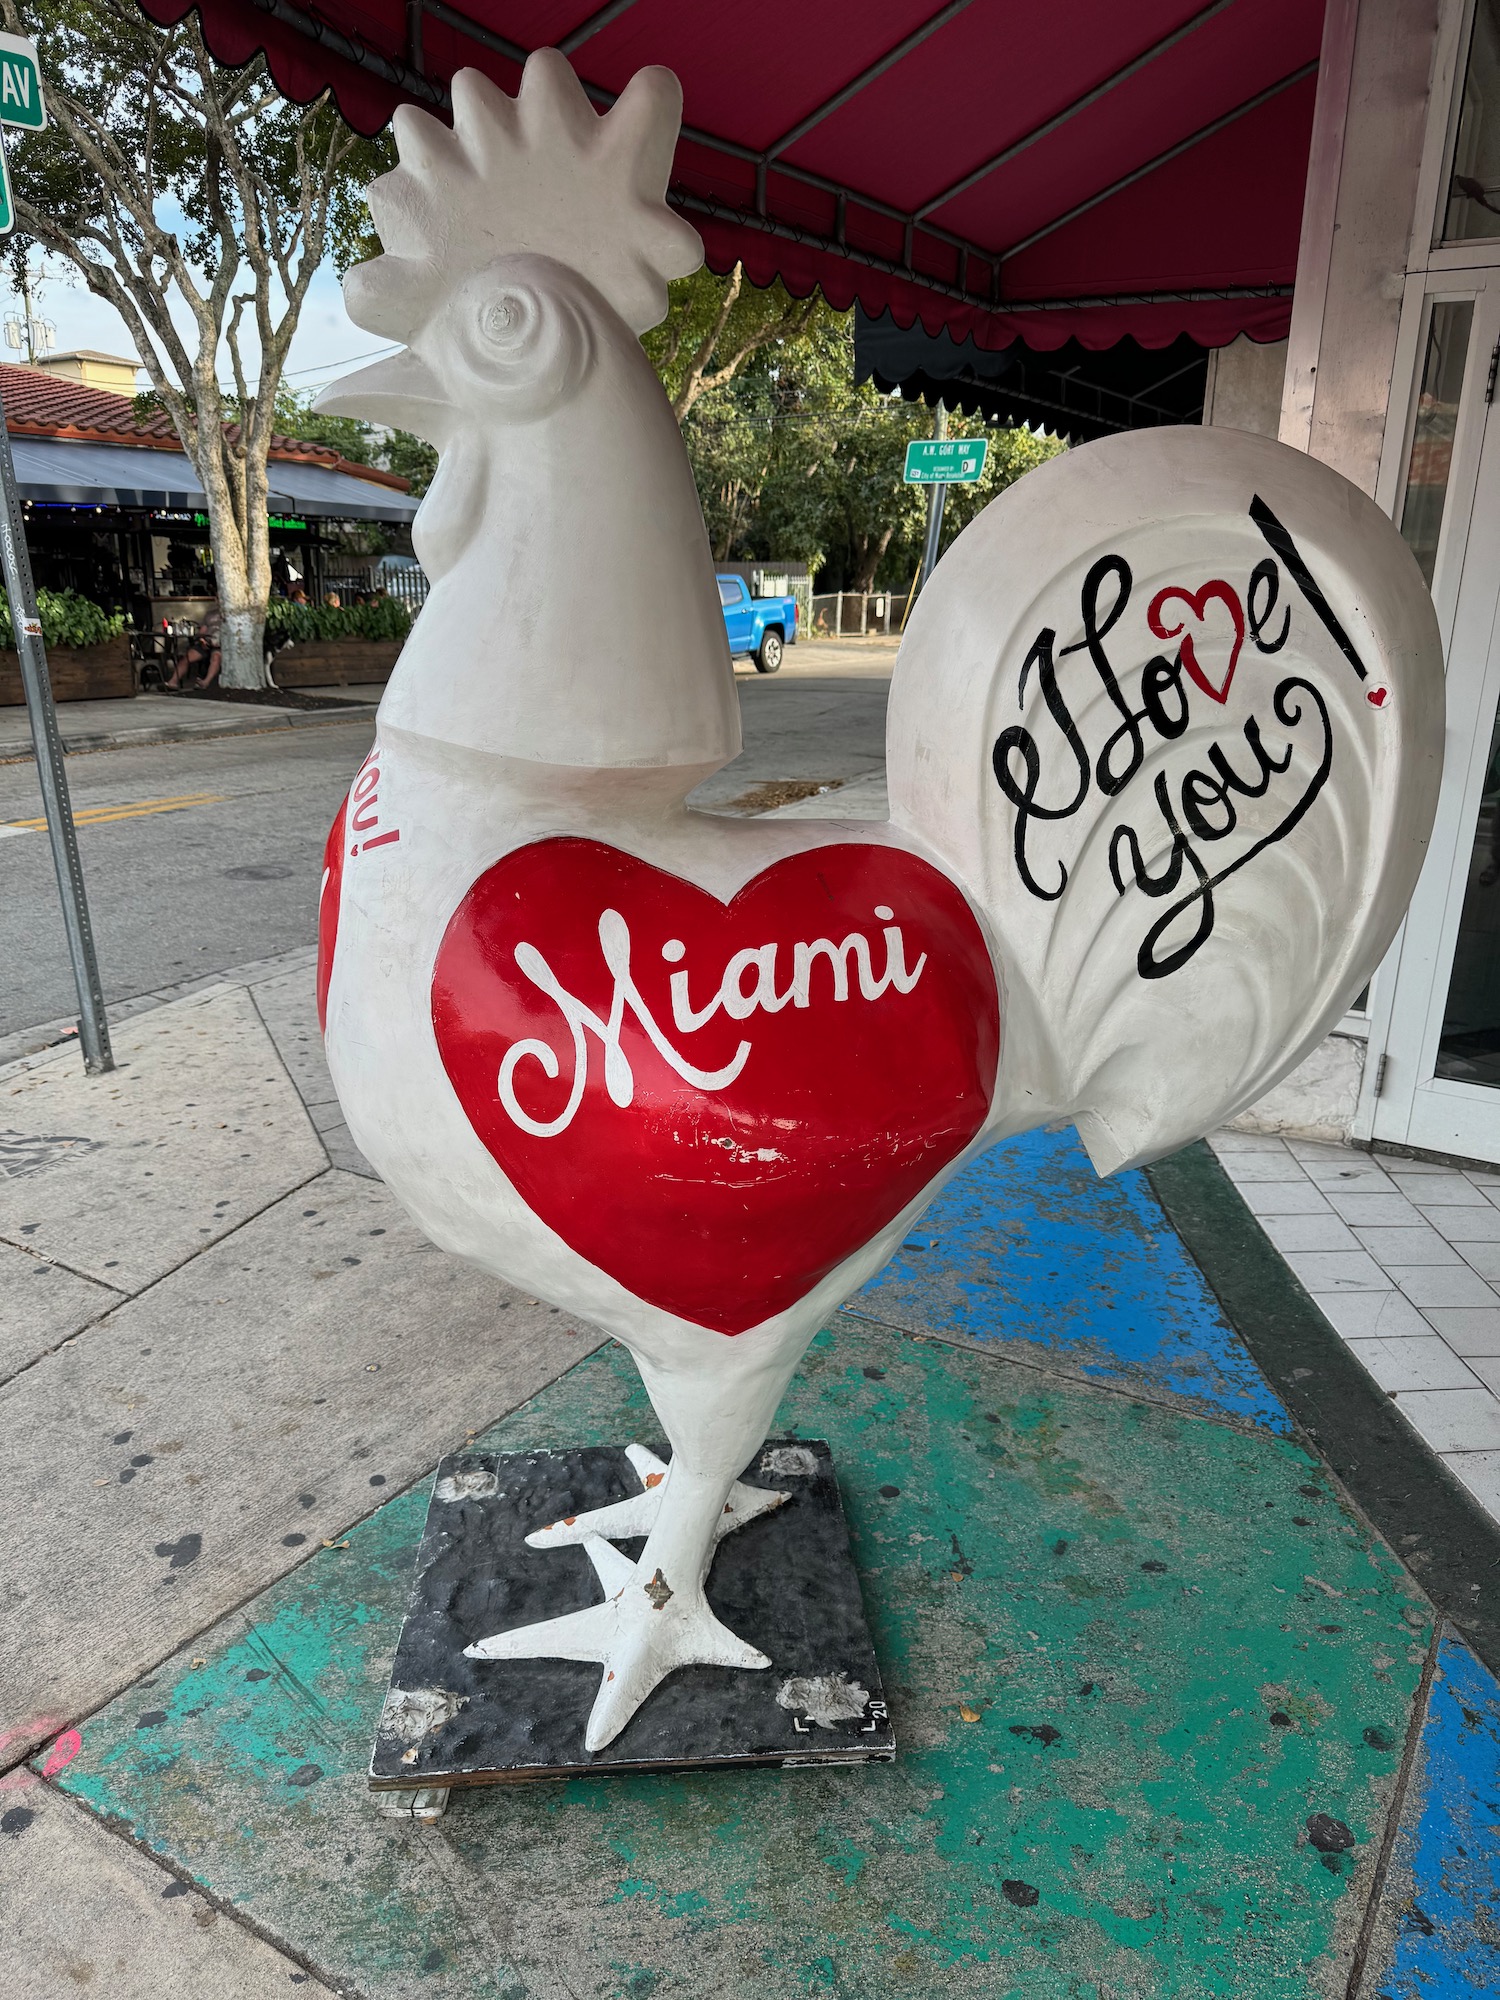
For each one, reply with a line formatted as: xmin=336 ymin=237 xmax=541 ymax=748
xmin=376 ymin=562 xmax=431 ymax=612
xmin=808 ymin=590 xmax=908 ymax=638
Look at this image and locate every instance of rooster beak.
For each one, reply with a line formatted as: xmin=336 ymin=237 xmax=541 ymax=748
xmin=312 ymin=350 xmax=450 ymax=440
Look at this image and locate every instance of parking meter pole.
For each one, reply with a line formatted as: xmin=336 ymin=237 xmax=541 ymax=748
xmin=0 ymin=417 xmax=113 ymax=1073
xmin=917 ymin=402 xmax=948 ymax=598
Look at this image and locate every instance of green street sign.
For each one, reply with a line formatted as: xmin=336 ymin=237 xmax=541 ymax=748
xmin=904 ymin=436 xmax=988 ymax=484
xmin=0 ymin=144 xmax=12 ymax=238
xmin=0 ymin=34 xmax=44 ymax=131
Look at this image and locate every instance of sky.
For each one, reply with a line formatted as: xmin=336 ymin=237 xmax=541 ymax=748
xmin=0 ymin=248 xmax=398 ymax=403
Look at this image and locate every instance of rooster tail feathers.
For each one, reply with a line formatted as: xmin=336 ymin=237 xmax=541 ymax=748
xmin=887 ymin=428 xmax=1445 ymax=1176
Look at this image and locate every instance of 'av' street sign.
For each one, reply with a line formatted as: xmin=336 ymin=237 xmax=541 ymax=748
xmin=0 ymin=34 xmax=44 ymax=130
xmin=904 ymin=436 xmax=988 ymax=485
xmin=0 ymin=33 xmax=45 ymax=240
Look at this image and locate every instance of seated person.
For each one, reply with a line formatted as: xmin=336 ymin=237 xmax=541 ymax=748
xmin=165 ymin=605 xmax=222 ymax=690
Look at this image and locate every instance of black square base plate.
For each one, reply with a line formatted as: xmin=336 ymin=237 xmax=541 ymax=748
xmin=370 ymin=1438 xmax=895 ymax=1786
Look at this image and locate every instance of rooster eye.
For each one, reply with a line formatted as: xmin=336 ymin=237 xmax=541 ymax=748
xmin=455 ymin=263 xmax=594 ymax=414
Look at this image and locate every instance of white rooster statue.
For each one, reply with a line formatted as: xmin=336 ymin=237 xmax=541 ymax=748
xmin=315 ymin=51 xmax=1445 ymax=1753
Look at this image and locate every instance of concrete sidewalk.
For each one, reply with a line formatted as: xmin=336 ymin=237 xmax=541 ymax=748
xmin=2 ymin=957 xmax=1497 ymax=1995
xmin=0 ymin=691 xmax=376 ymax=763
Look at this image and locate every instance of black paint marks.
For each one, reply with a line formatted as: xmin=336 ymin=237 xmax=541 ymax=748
xmin=1009 ymin=1724 xmax=1062 ymax=1747
xmin=160 ymin=1880 xmax=190 ymax=1899
xmin=286 ymin=1763 xmax=323 ymax=1788
xmin=1248 ymin=496 xmax=1368 ymax=683
xmin=244 ymin=1669 xmax=270 ymax=1683
xmin=0 ymin=1806 xmax=34 ymax=1837
xmin=862 ymin=1366 xmax=887 ymax=1380
xmin=879 ymin=1484 xmax=901 ymax=1499
xmin=282 ymin=1533 xmax=308 ymax=1548
xmin=1362 ymin=1724 xmax=1396 ymax=1752
xmin=136 ymin=1710 xmax=167 ymax=1729
xmin=1305 ymin=1813 xmax=1355 ymax=1854
xmin=154 ymin=1533 xmax=202 ymax=1569
xmin=1002 ymin=1879 xmax=1040 ymax=1907
xmin=1140 ymin=1559 xmax=1167 ymax=1574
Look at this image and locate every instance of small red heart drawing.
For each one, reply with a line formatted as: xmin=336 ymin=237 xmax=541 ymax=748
xmin=1367 ymin=687 xmax=1389 ymax=707
xmin=432 ymin=838 xmax=1000 ymax=1335
xmin=1147 ymin=580 xmax=1246 ymax=704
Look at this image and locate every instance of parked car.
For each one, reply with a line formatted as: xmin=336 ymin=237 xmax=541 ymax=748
xmin=717 ymin=573 xmax=797 ymax=673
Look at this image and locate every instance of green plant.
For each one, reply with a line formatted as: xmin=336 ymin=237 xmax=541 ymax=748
xmin=0 ymin=587 xmax=126 ymax=649
xmin=264 ymin=596 xmax=412 ymax=644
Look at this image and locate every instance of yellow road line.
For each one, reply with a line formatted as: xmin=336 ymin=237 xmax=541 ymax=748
xmin=4 ymin=792 xmax=224 ymax=831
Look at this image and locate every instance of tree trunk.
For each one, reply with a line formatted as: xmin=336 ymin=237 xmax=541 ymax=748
xmin=851 ymin=525 xmax=895 ymax=595
xmin=218 ymin=602 xmax=266 ymax=689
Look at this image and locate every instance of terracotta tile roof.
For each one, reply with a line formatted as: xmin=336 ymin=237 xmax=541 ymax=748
xmin=0 ymin=363 xmax=411 ymax=493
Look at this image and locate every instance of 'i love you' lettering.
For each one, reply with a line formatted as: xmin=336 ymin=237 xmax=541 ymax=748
xmin=990 ymin=497 xmax=1373 ymax=981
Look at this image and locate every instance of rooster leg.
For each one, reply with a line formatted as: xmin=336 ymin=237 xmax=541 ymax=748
xmin=465 ymin=1322 xmax=817 ymax=1751
xmin=524 ymin=1443 xmax=787 ymax=1551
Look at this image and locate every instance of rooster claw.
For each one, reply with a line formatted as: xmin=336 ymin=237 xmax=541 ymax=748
xmin=464 ymin=1534 xmax=769 ymax=1751
xmin=525 ymin=1442 xmax=786 ymax=1550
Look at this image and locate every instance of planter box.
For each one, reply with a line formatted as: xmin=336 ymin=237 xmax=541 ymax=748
xmin=271 ymin=639 xmax=403 ymax=688
xmin=0 ymin=637 xmax=134 ymax=706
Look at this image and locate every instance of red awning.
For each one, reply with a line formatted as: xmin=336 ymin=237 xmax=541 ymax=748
xmin=136 ymin=0 xmax=1322 ymax=351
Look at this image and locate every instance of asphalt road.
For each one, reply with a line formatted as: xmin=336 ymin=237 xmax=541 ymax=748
xmin=0 ymin=652 xmax=892 ymax=1041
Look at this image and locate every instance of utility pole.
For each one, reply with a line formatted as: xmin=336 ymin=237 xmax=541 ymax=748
xmin=916 ymin=401 xmax=948 ymax=596
xmin=0 ymin=40 xmax=112 ymax=1072
xmin=0 ymin=415 xmax=112 ymax=1071
xmin=4 ymin=258 xmax=53 ymax=361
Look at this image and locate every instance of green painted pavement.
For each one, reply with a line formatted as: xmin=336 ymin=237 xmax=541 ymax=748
xmin=55 ymin=1322 xmax=1432 ymax=1999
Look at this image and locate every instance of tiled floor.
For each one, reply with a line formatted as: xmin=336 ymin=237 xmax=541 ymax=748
xmin=1208 ymin=1130 xmax=1500 ymax=1527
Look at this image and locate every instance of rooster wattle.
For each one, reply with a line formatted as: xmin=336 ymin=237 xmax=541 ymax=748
xmin=314 ymin=51 xmax=1445 ymax=1752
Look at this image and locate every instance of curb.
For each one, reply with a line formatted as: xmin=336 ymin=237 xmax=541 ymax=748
xmin=0 ymin=702 xmax=375 ymax=764
xmin=1148 ymin=1138 xmax=1500 ymax=1676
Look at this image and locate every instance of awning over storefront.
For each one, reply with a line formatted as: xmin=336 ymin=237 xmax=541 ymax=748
xmin=137 ymin=0 xmax=1321 ymax=353
xmin=11 ymin=435 xmax=420 ymax=522
xmin=854 ymin=308 xmax=1211 ymax=440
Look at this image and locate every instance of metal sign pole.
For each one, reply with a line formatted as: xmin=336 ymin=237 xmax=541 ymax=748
xmin=916 ymin=402 xmax=949 ymax=597
xmin=0 ymin=415 xmax=113 ymax=1072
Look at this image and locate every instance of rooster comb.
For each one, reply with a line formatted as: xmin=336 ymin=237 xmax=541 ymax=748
xmin=345 ymin=51 xmax=703 ymax=340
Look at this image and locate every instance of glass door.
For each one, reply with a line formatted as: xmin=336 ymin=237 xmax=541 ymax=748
xmin=1371 ymin=277 xmax=1500 ymax=1156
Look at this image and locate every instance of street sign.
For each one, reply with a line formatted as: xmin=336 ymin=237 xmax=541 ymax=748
xmin=0 ymin=147 xmax=12 ymax=239
xmin=0 ymin=34 xmax=45 ymax=130
xmin=904 ymin=436 xmax=988 ymax=484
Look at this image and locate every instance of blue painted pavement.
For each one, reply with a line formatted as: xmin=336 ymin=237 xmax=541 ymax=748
xmin=852 ymin=1127 xmax=1288 ymax=1431
xmin=1368 ymin=1630 xmax=1500 ymax=1997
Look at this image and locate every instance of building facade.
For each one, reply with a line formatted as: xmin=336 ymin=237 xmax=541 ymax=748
xmin=1200 ymin=0 xmax=1500 ymax=1165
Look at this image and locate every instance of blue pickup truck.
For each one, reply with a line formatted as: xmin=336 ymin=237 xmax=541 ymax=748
xmin=717 ymin=573 xmax=797 ymax=673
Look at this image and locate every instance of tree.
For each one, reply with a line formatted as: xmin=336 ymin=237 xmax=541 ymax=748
xmin=655 ymin=292 xmax=1066 ymax=591
xmin=643 ymin=263 xmax=825 ymax=423
xmin=1 ymin=1 xmax=389 ymax=685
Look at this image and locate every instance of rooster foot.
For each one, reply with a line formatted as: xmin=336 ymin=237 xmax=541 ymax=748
xmin=463 ymin=1535 xmax=768 ymax=1751
xmin=524 ymin=1443 xmax=787 ymax=1552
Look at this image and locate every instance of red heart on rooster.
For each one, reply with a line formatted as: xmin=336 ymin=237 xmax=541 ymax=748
xmin=431 ymin=838 xmax=1000 ymax=1334
xmin=1147 ymin=579 xmax=1246 ymax=704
